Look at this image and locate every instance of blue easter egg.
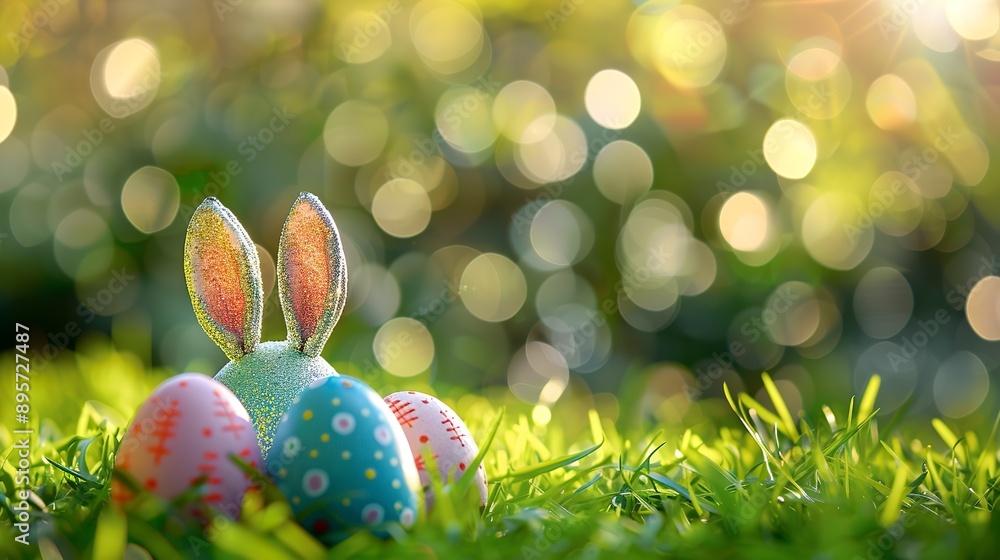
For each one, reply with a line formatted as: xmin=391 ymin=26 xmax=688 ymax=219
xmin=271 ymin=375 xmax=421 ymax=542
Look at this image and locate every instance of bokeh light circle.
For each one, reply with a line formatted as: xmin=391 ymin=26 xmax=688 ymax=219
xmin=324 ymin=101 xmax=389 ymax=166
xmin=763 ymin=119 xmax=817 ymax=180
xmin=121 ymin=166 xmax=180 ymax=234
xmin=91 ymin=38 xmax=161 ymax=118
xmin=0 ymin=86 xmax=16 ymax=144
xmin=584 ymin=69 xmax=642 ymax=130
xmin=460 ymin=253 xmax=527 ymax=322
xmin=374 ymin=317 xmax=435 ymax=377
xmin=967 ymin=275 xmax=1000 ymax=340
xmin=492 ymin=80 xmax=556 ymax=144
xmin=593 ymin=140 xmax=653 ymax=204
xmin=372 ymin=179 xmax=432 ymax=238
xmin=934 ymin=351 xmax=989 ymax=418
xmin=719 ymin=192 xmax=771 ymax=252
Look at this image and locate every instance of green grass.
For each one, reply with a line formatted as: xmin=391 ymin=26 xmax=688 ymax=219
xmin=2 ymin=340 xmax=1000 ymax=559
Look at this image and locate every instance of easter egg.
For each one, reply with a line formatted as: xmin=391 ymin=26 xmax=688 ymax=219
xmin=113 ymin=373 xmax=263 ymax=519
xmin=271 ymin=376 xmax=421 ymax=542
xmin=384 ymin=391 xmax=488 ymax=507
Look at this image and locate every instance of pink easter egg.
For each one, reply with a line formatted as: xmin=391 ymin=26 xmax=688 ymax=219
xmin=113 ymin=373 xmax=263 ymax=519
xmin=383 ymin=391 xmax=487 ymax=507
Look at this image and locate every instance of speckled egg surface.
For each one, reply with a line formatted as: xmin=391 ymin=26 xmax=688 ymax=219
xmin=113 ymin=373 xmax=262 ymax=519
xmin=272 ymin=375 xmax=421 ymax=542
xmin=384 ymin=391 xmax=488 ymax=507
xmin=215 ymin=340 xmax=336 ymax=459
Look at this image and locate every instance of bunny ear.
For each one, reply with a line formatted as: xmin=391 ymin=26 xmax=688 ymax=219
xmin=184 ymin=197 xmax=263 ymax=361
xmin=278 ymin=192 xmax=348 ymax=357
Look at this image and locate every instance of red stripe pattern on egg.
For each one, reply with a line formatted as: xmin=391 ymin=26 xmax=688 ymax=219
xmin=113 ymin=373 xmax=263 ymax=519
xmin=384 ymin=391 xmax=488 ymax=507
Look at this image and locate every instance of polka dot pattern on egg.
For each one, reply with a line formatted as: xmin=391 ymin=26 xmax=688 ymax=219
xmin=272 ymin=375 xmax=421 ymax=543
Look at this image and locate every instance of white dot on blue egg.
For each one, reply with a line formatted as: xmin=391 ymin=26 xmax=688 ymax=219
xmin=361 ymin=503 xmax=384 ymax=525
xmin=332 ymin=412 xmax=356 ymax=435
xmin=303 ymin=468 xmax=329 ymax=497
xmin=374 ymin=425 xmax=392 ymax=446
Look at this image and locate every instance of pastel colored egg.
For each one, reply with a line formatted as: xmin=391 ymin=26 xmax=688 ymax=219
xmin=384 ymin=391 xmax=488 ymax=507
xmin=271 ymin=376 xmax=421 ymax=543
xmin=113 ymin=373 xmax=263 ymax=519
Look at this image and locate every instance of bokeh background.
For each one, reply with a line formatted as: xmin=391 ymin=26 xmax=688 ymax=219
xmin=2 ymin=0 xmax=1000 ymax=432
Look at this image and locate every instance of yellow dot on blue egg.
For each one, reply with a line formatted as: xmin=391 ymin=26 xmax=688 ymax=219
xmin=390 ymin=457 xmax=399 ymax=466
xmin=342 ymin=450 xmax=351 ymax=460
xmin=342 ymin=380 xmax=352 ymax=389
xmin=310 ymin=449 xmax=318 ymax=458
xmin=391 ymin=479 xmax=401 ymax=489
xmin=321 ymin=433 xmax=330 ymax=442
xmin=303 ymin=410 xmax=313 ymax=421
xmin=342 ymin=498 xmax=350 ymax=506
xmin=365 ymin=469 xmax=376 ymax=480
xmin=375 ymin=451 xmax=383 ymax=460
xmin=394 ymin=501 xmax=402 ymax=511
xmin=332 ymin=398 xmax=340 ymax=406
xmin=279 ymin=468 xmax=287 ymax=478
xmin=361 ymin=408 xmax=370 ymax=417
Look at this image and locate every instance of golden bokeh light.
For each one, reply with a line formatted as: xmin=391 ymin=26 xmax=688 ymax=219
xmin=866 ymin=74 xmax=917 ymax=131
xmin=324 ymin=100 xmax=389 ymax=166
xmin=374 ymin=317 xmax=435 ymax=377
xmin=801 ymin=192 xmax=873 ymax=270
xmin=0 ymin=85 xmax=16 ymax=144
xmin=967 ymin=275 xmax=1000 ymax=341
xmin=507 ymin=341 xmax=569 ymax=405
xmin=435 ymin=85 xmax=497 ymax=153
xmin=787 ymin=47 xmax=840 ymax=81
xmin=515 ymin=115 xmax=587 ymax=183
xmin=372 ymin=178 xmax=432 ymax=238
xmin=410 ymin=0 xmax=485 ymax=75
xmin=460 ymin=253 xmax=527 ymax=322
xmin=946 ymin=0 xmax=1000 ymax=41
xmin=530 ymin=200 xmax=594 ymax=267
xmin=121 ymin=166 xmax=179 ymax=234
xmin=652 ymin=5 xmax=728 ymax=88
xmin=334 ymin=10 xmax=393 ymax=64
xmin=914 ymin=3 xmax=962 ymax=52
xmin=763 ymin=119 xmax=817 ymax=180
xmin=584 ymin=69 xmax=641 ymax=130
xmin=92 ymin=38 xmax=161 ymax=118
xmin=593 ymin=140 xmax=653 ymax=205
xmin=719 ymin=192 xmax=771 ymax=252
xmin=765 ymin=282 xmax=821 ymax=347
xmin=492 ymin=80 xmax=556 ymax=144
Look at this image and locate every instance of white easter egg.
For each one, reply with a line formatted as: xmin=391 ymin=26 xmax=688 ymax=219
xmin=383 ymin=391 xmax=487 ymax=507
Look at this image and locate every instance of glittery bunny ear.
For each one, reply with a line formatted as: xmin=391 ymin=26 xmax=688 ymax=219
xmin=184 ymin=197 xmax=264 ymax=362
xmin=277 ymin=192 xmax=348 ymax=357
